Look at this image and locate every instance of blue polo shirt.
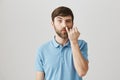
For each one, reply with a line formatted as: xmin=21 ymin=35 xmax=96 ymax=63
xmin=35 ymin=37 xmax=88 ymax=80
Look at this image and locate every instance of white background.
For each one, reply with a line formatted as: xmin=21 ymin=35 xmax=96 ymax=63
xmin=0 ymin=0 xmax=120 ymax=80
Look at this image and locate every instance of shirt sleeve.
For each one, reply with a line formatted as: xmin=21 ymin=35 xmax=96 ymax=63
xmin=79 ymin=40 xmax=89 ymax=61
xmin=35 ymin=48 xmax=44 ymax=72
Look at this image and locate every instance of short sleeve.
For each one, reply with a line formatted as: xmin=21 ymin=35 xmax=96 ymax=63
xmin=79 ymin=40 xmax=88 ymax=61
xmin=35 ymin=48 xmax=44 ymax=72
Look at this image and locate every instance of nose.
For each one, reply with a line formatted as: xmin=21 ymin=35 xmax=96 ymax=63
xmin=62 ymin=21 xmax=67 ymax=28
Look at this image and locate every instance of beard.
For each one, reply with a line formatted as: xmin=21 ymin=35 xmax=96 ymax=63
xmin=54 ymin=27 xmax=68 ymax=39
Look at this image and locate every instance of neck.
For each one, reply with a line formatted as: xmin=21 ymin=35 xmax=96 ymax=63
xmin=55 ymin=34 xmax=68 ymax=46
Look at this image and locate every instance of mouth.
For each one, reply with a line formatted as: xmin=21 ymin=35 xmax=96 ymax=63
xmin=61 ymin=27 xmax=71 ymax=32
xmin=62 ymin=29 xmax=66 ymax=31
xmin=61 ymin=28 xmax=67 ymax=32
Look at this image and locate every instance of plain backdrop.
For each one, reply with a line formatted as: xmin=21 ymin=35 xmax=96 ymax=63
xmin=0 ymin=0 xmax=120 ymax=80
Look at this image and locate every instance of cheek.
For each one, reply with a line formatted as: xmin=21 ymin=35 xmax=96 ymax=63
xmin=55 ymin=23 xmax=60 ymax=26
xmin=53 ymin=22 xmax=58 ymax=27
xmin=54 ymin=22 xmax=62 ymax=28
xmin=53 ymin=23 xmax=61 ymax=30
xmin=67 ymin=24 xmax=73 ymax=28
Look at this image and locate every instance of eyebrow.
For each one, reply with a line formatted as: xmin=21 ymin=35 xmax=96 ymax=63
xmin=56 ymin=16 xmax=63 ymax=19
xmin=56 ymin=16 xmax=72 ymax=20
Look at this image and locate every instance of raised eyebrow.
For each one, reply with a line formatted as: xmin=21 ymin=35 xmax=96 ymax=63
xmin=56 ymin=16 xmax=63 ymax=19
xmin=56 ymin=16 xmax=72 ymax=20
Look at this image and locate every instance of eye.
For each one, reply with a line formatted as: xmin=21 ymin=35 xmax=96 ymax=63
xmin=58 ymin=20 xmax=62 ymax=23
xmin=66 ymin=20 xmax=72 ymax=23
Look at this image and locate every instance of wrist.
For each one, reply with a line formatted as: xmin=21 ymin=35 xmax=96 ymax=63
xmin=70 ymin=40 xmax=78 ymax=45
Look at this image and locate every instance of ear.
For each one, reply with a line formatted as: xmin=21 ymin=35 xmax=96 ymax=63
xmin=51 ymin=21 xmax=54 ymax=27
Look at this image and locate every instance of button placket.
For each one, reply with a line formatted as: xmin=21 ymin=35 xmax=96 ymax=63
xmin=60 ymin=46 xmax=64 ymax=64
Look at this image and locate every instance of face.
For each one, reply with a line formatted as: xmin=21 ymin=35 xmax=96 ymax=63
xmin=52 ymin=16 xmax=73 ymax=39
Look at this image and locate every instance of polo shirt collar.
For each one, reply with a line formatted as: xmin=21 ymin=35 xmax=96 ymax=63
xmin=52 ymin=36 xmax=60 ymax=47
xmin=52 ymin=36 xmax=70 ymax=48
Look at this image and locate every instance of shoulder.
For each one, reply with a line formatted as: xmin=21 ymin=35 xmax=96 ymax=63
xmin=37 ymin=40 xmax=52 ymax=51
xmin=78 ymin=39 xmax=87 ymax=45
xmin=78 ymin=39 xmax=88 ymax=49
xmin=36 ymin=40 xmax=53 ymax=56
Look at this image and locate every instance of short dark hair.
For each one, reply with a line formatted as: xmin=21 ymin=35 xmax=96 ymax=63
xmin=51 ymin=6 xmax=74 ymax=22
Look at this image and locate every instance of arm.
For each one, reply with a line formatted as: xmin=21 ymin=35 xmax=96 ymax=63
xmin=71 ymin=41 xmax=88 ymax=77
xmin=36 ymin=71 xmax=45 ymax=80
xmin=66 ymin=27 xmax=89 ymax=77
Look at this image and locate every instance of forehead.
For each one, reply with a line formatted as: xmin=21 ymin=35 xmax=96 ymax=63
xmin=55 ymin=16 xmax=72 ymax=20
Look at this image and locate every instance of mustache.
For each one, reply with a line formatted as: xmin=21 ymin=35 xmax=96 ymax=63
xmin=62 ymin=28 xmax=71 ymax=31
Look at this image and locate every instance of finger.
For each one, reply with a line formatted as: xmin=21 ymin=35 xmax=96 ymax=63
xmin=74 ymin=27 xmax=78 ymax=32
xmin=69 ymin=28 xmax=72 ymax=33
xmin=65 ymin=27 xmax=69 ymax=33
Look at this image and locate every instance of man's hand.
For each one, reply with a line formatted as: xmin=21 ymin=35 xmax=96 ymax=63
xmin=66 ymin=27 xmax=88 ymax=77
xmin=66 ymin=27 xmax=80 ymax=43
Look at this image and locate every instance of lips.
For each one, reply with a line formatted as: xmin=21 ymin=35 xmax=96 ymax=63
xmin=62 ymin=29 xmax=66 ymax=31
xmin=61 ymin=27 xmax=70 ymax=32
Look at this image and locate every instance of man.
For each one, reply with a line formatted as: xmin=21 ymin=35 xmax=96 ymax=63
xmin=35 ymin=6 xmax=89 ymax=80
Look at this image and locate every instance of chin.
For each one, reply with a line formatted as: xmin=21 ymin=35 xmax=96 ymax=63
xmin=61 ymin=36 xmax=68 ymax=39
